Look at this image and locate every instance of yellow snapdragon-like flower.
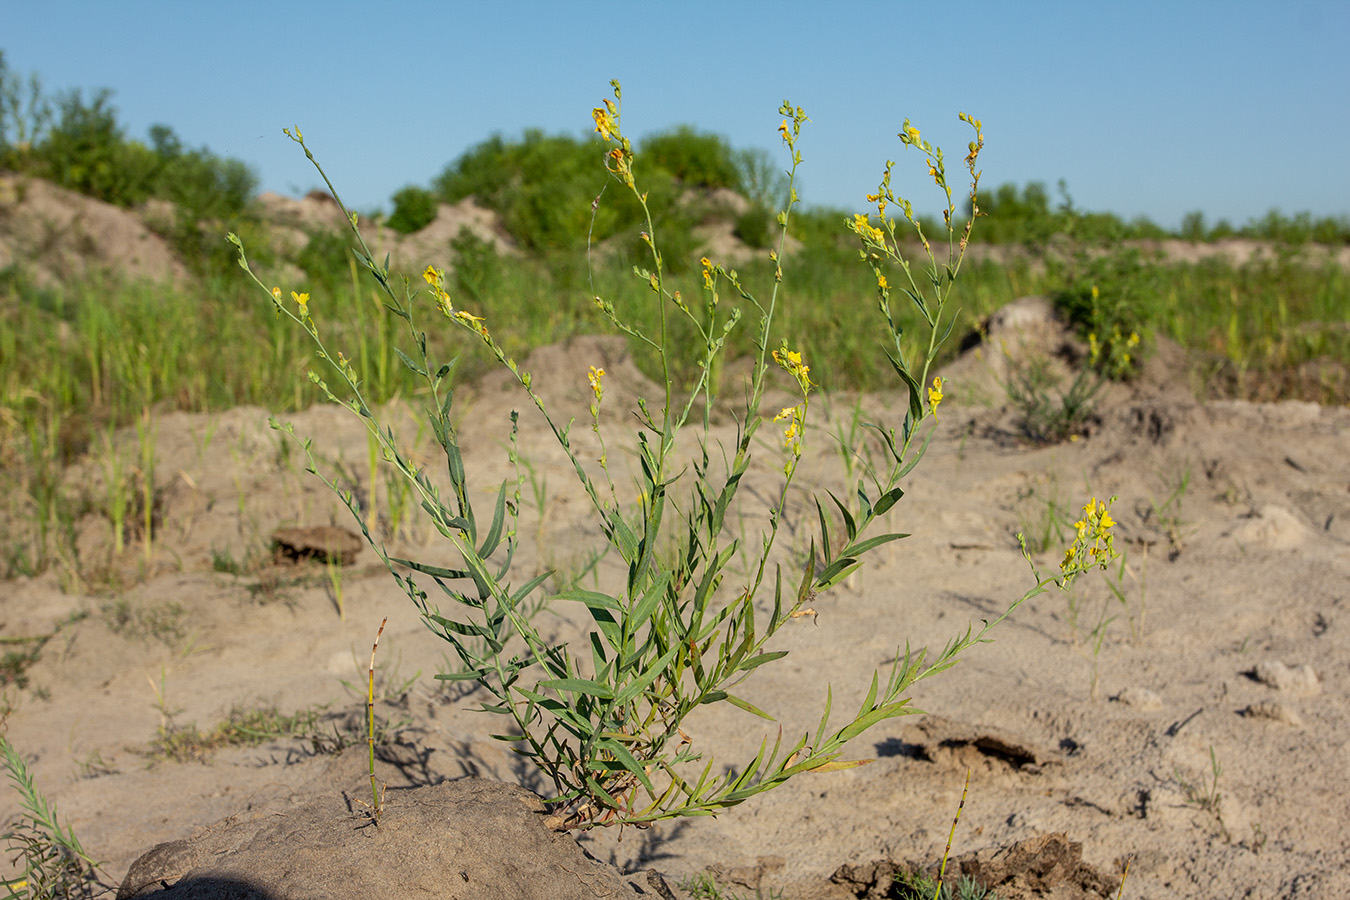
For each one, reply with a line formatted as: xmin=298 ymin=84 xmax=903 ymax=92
xmin=271 ymin=286 xmax=282 ymax=300
xmin=587 ymin=365 xmax=605 ymax=401
xmin=902 ymin=125 xmax=921 ymax=145
xmin=928 ymin=376 xmax=944 ymax=418
xmin=877 ymin=274 xmax=888 ymax=291
xmin=774 ymin=405 xmax=803 ymax=454
xmin=850 ymin=213 xmax=886 ymax=245
xmin=772 ymin=346 xmax=813 ymax=393
xmin=592 ymin=108 xmax=615 ymax=142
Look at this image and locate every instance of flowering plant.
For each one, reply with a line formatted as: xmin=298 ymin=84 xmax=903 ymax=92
xmin=228 ymin=83 xmax=1114 ymax=829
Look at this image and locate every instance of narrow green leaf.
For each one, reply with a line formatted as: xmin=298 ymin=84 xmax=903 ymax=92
xmin=796 ymin=546 xmax=816 ymax=605
xmin=837 ymin=699 xmax=915 ymax=743
xmin=814 ymin=684 xmax=834 ymax=749
xmin=827 ymin=489 xmax=857 ymax=540
xmin=737 ymin=650 xmax=788 ymax=673
xmin=628 ymin=572 xmax=670 ymax=634
xmin=807 ymin=758 xmax=875 ymax=773
xmin=840 ymin=531 xmax=910 ymax=558
xmin=556 ymin=589 xmax=621 ymax=610
xmin=816 ymin=557 xmax=860 ymax=590
xmin=615 ymin=644 xmax=679 ymax=705
xmin=598 ymin=738 xmax=655 ymax=794
xmin=873 ymin=486 xmax=903 ymax=517
xmin=511 ymin=571 xmax=551 ymax=602
xmin=724 ymin=693 xmax=775 ymax=721
xmin=539 ymin=678 xmax=615 ymax=699
xmin=477 ymin=482 xmax=508 ymax=558
xmin=395 ymin=348 xmax=427 ymax=377
xmin=814 ymin=499 xmax=832 ymax=564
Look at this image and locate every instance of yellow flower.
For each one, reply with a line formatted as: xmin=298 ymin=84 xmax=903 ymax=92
xmin=291 ymin=291 xmax=309 ymax=306
xmin=902 ymin=125 xmax=921 ymax=145
xmin=587 ymin=365 xmax=605 ymax=401
xmin=592 ymin=107 xmax=614 ymax=141
xmin=700 ymin=257 xmax=715 ymax=291
xmin=877 ymin=274 xmax=889 ymax=291
xmin=423 ymin=265 xmax=439 ymax=286
xmin=927 ymin=376 xmax=944 ymax=417
xmin=851 ymin=213 xmax=885 ymax=245
xmin=270 ymin=286 xmax=281 ymax=300
xmin=434 ymin=289 xmax=453 ymax=318
xmin=778 ymin=118 xmax=790 ymax=143
xmin=774 ymin=405 xmax=802 ymax=453
xmin=455 ymin=310 xmax=484 ymax=324
xmin=772 ymin=346 xmax=813 ymax=393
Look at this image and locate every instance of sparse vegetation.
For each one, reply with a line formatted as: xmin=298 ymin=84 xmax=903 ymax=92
xmin=0 ymin=737 xmax=110 ymax=899
xmin=147 ymin=702 xmax=324 ymax=764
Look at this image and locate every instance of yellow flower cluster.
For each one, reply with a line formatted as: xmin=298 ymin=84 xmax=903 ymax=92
xmin=1061 ymin=497 xmax=1117 ymax=574
xmin=850 ymin=213 xmax=886 ymax=246
xmin=593 ymin=94 xmax=634 ymax=187
xmin=774 ymin=405 xmax=804 ymax=456
xmin=865 ymin=190 xmax=887 ymax=217
xmin=1088 ymin=328 xmax=1141 ymax=370
xmin=587 ymin=365 xmax=605 ymax=402
xmin=772 ymin=345 xmax=813 ymax=394
xmin=424 ymin=265 xmax=488 ymax=333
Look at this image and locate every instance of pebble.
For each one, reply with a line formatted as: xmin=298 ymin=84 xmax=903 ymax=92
xmin=1243 ymin=700 xmax=1303 ymax=726
xmin=1114 ymin=686 xmax=1163 ymax=710
xmin=1252 ymin=660 xmax=1321 ymax=696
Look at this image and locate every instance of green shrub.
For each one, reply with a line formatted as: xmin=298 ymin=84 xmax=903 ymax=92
xmin=386 ymin=184 xmax=438 ymax=234
xmin=733 ymin=203 xmax=774 ymax=249
xmin=433 ymin=130 xmax=622 ymax=253
xmin=30 ymin=88 xmax=157 ymax=206
xmin=639 ymin=125 xmax=742 ymax=190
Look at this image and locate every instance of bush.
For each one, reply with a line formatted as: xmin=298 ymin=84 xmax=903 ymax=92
xmin=639 ymin=125 xmax=742 ymax=191
xmin=733 ymin=203 xmax=774 ymax=249
xmin=386 ymin=185 xmax=438 ymax=234
xmin=31 ymin=88 xmax=156 ymax=206
xmin=433 ymin=130 xmax=622 ymax=253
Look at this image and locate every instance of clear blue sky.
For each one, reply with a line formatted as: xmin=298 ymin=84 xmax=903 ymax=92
xmin=6 ymin=1 xmax=1348 ymax=229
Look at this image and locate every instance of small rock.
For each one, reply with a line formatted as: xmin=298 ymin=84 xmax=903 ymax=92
xmin=1251 ymin=661 xmax=1320 ymax=696
xmin=1114 ymin=687 xmax=1163 ymax=710
xmin=271 ymin=525 xmax=363 ymax=566
xmin=1228 ymin=505 xmax=1312 ymax=550
xmin=1243 ymin=700 xmax=1303 ymax=726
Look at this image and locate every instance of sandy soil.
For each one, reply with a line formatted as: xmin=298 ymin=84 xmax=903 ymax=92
xmin=1 ymin=314 xmax=1347 ymax=898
